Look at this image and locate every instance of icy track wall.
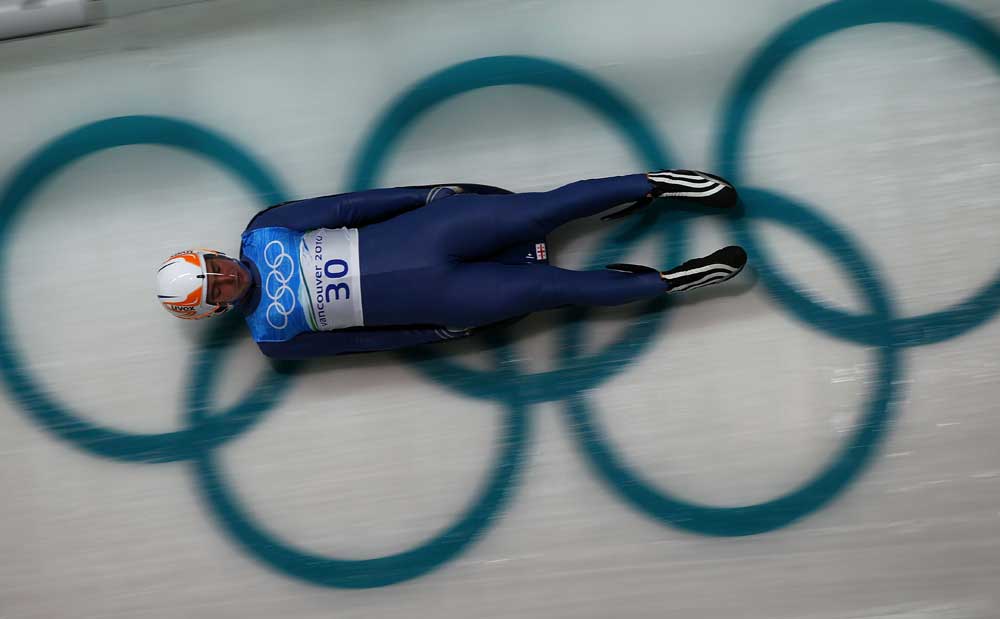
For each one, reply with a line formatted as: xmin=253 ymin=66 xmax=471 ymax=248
xmin=2 ymin=0 xmax=1000 ymax=617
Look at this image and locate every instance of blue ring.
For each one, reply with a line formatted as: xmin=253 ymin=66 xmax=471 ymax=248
xmin=717 ymin=0 xmax=1000 ymax=346
xmin=348 ymin=55 xmax=689 ymax=400
xmin=566 ymin=188 xmax=903 ymax=535
xmin=193 ymin=363 xmax=531 ymax=589
xmin=0 ymin=116 xmax=291 ymax=462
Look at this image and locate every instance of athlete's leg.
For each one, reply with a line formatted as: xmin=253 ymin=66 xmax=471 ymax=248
xmin=429 ymin=262 xmax=667 ymax=327
xmin=430 ymin=245 xmax=749 ymax=327
xmin=423 ymin=174 xmax=653 ymax=259
xmin=363 ymin=172 xmax=737 ymax=263
xmin=434 ymin=171 xmax=737 ymax=259
xmin=361 ymin=246 xmax=748 ymax=327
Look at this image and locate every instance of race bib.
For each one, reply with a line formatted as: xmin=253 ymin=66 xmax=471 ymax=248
xmin=298 ymin=227 xmax=364 ymax=330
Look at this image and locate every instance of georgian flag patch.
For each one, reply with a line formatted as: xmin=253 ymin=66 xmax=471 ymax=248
xmin=535 ymin=243 xmax=547 ymax=260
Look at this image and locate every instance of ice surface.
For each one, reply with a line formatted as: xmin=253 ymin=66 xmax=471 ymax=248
xmin=1 ymin=0 xmax=999 ymax=617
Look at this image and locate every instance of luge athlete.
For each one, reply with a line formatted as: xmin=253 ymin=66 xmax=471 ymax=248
xmin=156 ymin=170 xmax=747 ymax=359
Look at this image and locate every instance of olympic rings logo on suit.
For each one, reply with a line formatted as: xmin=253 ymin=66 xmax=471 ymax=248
xmin=0 ymin=0 xmax=998 ymax=590
xmin=262 ymin=239 xmax=296 ymax=330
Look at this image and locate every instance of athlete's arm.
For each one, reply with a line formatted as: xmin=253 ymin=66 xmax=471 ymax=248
xmin=257 ymin=325 xmax=470 ymax=359
xmin=245 ymin=186 xmax=460 ymax=232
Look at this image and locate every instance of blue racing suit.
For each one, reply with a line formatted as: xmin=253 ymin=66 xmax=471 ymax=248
xmin=238 ymin=174 xmax=665 ymax=359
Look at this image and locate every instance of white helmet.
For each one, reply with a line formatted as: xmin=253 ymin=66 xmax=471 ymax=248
xmin=156 ymin=249 xmax=234 ymax=320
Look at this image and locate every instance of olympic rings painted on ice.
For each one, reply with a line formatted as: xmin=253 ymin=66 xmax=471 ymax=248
xmin=0 ymin=0 xmax=997 ymax=588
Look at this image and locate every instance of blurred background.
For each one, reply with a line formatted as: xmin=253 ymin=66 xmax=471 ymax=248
xmin=1 ymin=0 xmax=999 ymax=617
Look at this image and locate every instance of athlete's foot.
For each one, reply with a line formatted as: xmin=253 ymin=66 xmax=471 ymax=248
xmin=661 ymin=245 xmax=747 ymax=292
xmin=646 ymin=169 xmax=739 ymax=209
xmin=601 ymin=169 xmax=739 ymax=221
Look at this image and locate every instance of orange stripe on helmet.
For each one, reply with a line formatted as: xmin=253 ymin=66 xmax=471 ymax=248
xmin=168 ymin=251 xmax=203 ymax=268
xmin=168 ymin=285 xmax=203 ymax=308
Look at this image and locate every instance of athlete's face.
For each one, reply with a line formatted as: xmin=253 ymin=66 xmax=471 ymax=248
xmin=205 ymin=255 xmax=251 ymax=306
